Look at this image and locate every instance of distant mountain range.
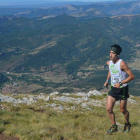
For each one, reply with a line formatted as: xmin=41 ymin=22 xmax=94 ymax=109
xmin=0 ymin=0 xmax=140 ymax=95
xmin=0 ymin=0 xmax=140 ymax=18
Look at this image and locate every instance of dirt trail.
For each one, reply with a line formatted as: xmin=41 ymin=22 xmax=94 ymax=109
xmin=0 ymin=134 xmax=19 ymax=140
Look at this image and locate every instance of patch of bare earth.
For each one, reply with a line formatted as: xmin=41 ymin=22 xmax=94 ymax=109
xmin=0 ymin=134 xmax=19 ymax=140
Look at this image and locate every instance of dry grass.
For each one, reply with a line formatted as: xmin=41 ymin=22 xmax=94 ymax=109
xmin=0 ymin=94 xmax=140 ymax=140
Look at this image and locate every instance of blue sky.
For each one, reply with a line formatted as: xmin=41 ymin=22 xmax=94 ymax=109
xmin=0 ymin=0 xmax=120 ymax=5
xmin=0 ymin=0 xmax=136 ymax=5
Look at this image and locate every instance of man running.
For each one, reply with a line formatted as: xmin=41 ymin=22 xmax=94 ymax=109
xmin=104 ymin=44 xmax=135 ymax=134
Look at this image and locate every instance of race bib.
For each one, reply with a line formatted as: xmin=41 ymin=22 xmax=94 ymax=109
xmin=112 ymin=75 xmax=121 ymax=85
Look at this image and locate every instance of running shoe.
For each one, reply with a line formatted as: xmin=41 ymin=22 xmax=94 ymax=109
xmin=123 ymin=122 xmax=131 ymax=133
xmin=106 ymin=124 xmax=118 ymax=134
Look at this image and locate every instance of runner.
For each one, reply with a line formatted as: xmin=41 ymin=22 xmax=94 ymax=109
xmin=104 ymin=44 xmax=135 ymax=134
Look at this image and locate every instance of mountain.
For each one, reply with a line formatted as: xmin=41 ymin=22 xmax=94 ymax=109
xmin=0 ymin=1 xmax=140 ymax=18
xmin=0 ymin=13 xmax=140 ymax=95
xmin=0 ymin=1 xmax=140 ymax=95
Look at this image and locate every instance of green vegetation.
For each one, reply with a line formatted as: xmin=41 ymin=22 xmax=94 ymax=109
xmin=0 ymin=94 xmax=140 ymax=140
xmin=0 ymin=14 xmax=140 ymax=95
xmin=0 ymin=73 xmax=9 ymax=87
xmin=1 ymin=15 xmax=138 ymax=69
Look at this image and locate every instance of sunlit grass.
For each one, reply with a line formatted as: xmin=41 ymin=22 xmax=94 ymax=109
xmin=0 ymin=94 xmax=140 ymax=140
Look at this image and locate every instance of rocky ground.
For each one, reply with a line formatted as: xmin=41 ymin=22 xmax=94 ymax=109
xmin=0 ymin=90 xmax=137 ymax=111
xmin=0 ymin=90 xmax=138 ymax=139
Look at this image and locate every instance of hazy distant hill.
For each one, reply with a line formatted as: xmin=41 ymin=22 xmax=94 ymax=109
xmin=0 ymin=1 xmax=140 ymax=18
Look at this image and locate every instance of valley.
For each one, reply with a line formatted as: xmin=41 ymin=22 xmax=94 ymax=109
xmin=0 ymin=1 xmax=140 ymax=95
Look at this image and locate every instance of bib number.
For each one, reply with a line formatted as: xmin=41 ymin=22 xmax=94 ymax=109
xmin=112 ymin=76 xmax=121 ymax=85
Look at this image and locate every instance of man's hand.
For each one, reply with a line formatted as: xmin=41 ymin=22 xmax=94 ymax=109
xmin=104 ymin=81 xmax=108 ymax=87
xmin=114 ymin=83 xmax=120 ymax=88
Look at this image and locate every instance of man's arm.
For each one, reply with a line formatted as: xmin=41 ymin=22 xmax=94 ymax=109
xmin=114 ymin=61 xmax=135 ymax=88
xmin=120 ymin=61 xmax=135 ymax=84
xmin=104 ymin=70 xmax=111 ymax=87
xmin=104 ymin=60 xmax=110 ymax=87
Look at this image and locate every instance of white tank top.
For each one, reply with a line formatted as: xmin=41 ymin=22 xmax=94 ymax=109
xmin=109 ymin=59 xmax=128 ymax=87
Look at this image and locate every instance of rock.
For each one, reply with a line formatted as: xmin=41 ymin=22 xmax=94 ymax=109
xmin=76 ymin=92 xmax=87 ymax=97
xmin=82 ymin=96 xmax=89 ymax=101
xmin=81 ymin=103 xmax=89 ymax=108
xmin=23 ymin=97 xmax=28 ymax=100
xmin=116 ymin=122 xmax=124 ymax=131
xmin=0 ymin=94 xmax=36 ymax=105
xmin=0 ymin=89 xmax=138 ymax=110
xmin=44 ymin=96 xmax=50 ymax=101
xmin=129 ymin=95 xmax=134 ymax=98
xmin=51 ymin=103 xmax=57 ymax=108
xmin=57 ymin=105 xmax=64 ymax=110
xmin=50 ymin=91 xmax=59 ymax=96
xmin=38 ymin=93 xmax=45 ymax=99
xmin=62 ymin=93 xmax=70 ymax=96
xmin=17 ymin=99 xmax=22 ymax=104
xmin=53 ymin=96 xmax=73 ymax=103
xmin=0 ymin=95 xmax=17 ymax=103
xmin=71 ymin=106 xmax=76 ymax=109
xmin=87 ymin=108 xmax=93 ymax=111
xmin=87 ymin=90 xmax=102 ymax=96
xmin=115 ymin=101 xmax=120 ymax=105
xmin=46 ymin=103 xmax=52 ymax=108
xmin=128 ymin=98 xmax=137 ymax=104
xmin=29 ymin=98 xmax=35 ymax=102
xmin=74 ymin=99 xmax=82 ymax=104
xmin=0 ymin=104 xmax=5 ymax=109
xmin=29 ymin=95 xmax=34 ymax=98
xmin=87 ymin=91 xmax=93 ymax=97
xmin=87 ymin=99 xmax=102 ymax=107
xmin=116 ymin=122 xmax=124 ymax=127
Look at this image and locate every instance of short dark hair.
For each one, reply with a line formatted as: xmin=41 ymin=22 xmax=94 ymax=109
xmin=111 ymin=44 xmax=122 ymax=55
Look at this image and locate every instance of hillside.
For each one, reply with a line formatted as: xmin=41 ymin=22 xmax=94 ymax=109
xmin=0 ymin=91 xmax=140 ymax=139
xmin=0 ymin=14 xmax=140 ymax=95
xmin=0 ymin=2 xmax=140 ymax=139
xmin=0 ymin=1 xmax=140 ymax=95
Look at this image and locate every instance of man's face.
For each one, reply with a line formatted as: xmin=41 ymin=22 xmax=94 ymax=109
xmin=110 ymin=50 xmax=118 ymax=61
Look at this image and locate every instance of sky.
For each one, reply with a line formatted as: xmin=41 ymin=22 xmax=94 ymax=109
xmin=0 ymin=0 xmax=136 ymax=5
xmin=0 ymin=0 xmax=122 ymax=5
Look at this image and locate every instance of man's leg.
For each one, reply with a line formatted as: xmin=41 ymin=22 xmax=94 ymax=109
xmin=120 ymin=99 xmax=131 ymax=132
xmin=106 ymin=96 xmax=116 ymax=125
xmin=120 ymin=99 xmax=129 ymax=124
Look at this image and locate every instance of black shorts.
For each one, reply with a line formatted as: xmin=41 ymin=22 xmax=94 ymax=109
xmin=108 ymin=85 xmax=129 ymax=101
